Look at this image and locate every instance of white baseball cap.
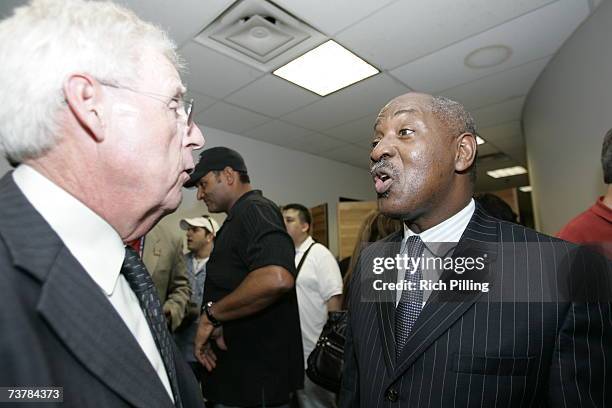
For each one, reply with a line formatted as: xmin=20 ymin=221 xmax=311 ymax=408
xmin=180 ymin=216 xmax=220 ymax=236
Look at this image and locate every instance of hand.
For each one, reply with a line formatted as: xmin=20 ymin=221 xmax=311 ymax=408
xmin=163 ymin=308 xmax=172 ymax=329
xmin=194 ymin=316 xmax=227 ymax=371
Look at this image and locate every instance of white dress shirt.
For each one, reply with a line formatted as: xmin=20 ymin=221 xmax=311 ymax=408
xmin=13 ymin=165 xmax=174 ymax=401
xmin=294 ymin=236 xmax=343 ymax=367
xmin=396 ymin=199 xmax=475 ymax=305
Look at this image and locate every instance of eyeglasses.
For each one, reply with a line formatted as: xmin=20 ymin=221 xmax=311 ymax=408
xmin=99 ymin=80 xmax=195 ymax=127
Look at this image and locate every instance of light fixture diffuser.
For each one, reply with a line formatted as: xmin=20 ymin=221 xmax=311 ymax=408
xmin=519 ymin=186 xmax=532 ymax=192
xmin=273 ymin=40 xmax=379 ymax=96
xmin=476 ymin=136 xmax=485 ymax=145
xmin=487 ymin=166 xmax=527 ymax=179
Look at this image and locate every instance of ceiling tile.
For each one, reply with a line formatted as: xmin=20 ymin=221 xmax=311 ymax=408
xmin=324 ymin=114 xmax=377 ymax=144
xmin=336 ymin=0 xmax=554 ymax=70
xmin=180 ymin=41 xmax=264 ymax=99
xmin=190 ymin=90 xmax=218 ymax=116
xmin=196 ymin=102 xmax=270 ymax=134
xmin=297 ymin=134 xmax=346 ymax=154
xmin=225 ymin=74 xmax=320 ymax=117
xmin=390 ymin=0 xmax=589 ymax=93
xmin=272 ymin=0 xmax=397 ymax=36
xmin=479 ymin=121 xmax=522 ymax=143
xmin=118 ymin=0 xmax=234 ymax=47
xmin=281 ymin=73 xmax=409 ymax=131
xmin=476 ymin=142 xmax=500 ymax=157
xmin=0 ymin=0 xmax=233 ymax=48
xmin=440 ymin=57 xmax=550 ymax=110
xmin=245 ymin=121 xmax=345 ymax=155
xmin=502 ymin=146 xmax=528 ymax=164
xmin=317 ymin=145 xmax=371 ymax=168
xmin=471 ymin=96 xmax=524 ymax=129
xmin=245 ymin=120 xmax=312 ymax=142
xmin=479 ymin=121 xmax=525 ymax=162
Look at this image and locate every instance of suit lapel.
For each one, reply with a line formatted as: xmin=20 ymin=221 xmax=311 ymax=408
xmin=373 ymin=234 xmax=403 ymax=374
xmin=390 ymin=206 xmax=499 ymax=383
xmin=0 ymin=173 xmax=173 ymax=408
xmin=38 ymin=249 xmax=174 ymax=408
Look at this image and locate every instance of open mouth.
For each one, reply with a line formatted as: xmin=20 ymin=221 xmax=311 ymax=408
xmin=373 ymin=168 xmax=394 ymax=195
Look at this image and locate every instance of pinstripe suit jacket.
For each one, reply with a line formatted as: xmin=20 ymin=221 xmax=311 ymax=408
xmin=340 ymin=205 xmax=612 ymax=408
xmin=0 ymin=173 xmax=204 ymax=408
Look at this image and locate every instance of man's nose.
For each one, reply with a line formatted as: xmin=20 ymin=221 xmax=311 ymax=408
xmin=370 ymin=136 xmax=393 ymax=163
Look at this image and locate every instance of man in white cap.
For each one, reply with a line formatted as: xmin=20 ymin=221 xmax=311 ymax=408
xmin=175 ymin=215 xmax=220 ymax=384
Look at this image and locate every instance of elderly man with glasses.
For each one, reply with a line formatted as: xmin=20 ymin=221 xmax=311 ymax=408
xmin=0 ymin=0 xmax=205 ymax=407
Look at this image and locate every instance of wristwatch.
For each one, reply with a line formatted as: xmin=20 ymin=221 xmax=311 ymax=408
xmin=203 ymin=301 xmax=222 ymax=328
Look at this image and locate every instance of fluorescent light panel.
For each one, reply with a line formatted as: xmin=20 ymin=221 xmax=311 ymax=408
xmin=487 ymin=166 xmax=527 ymax=179
xmin=476 ymin=136 xmax=485 ymax=145
xmin=273 ymin=40 xmax=379 ymax=96
xmin=519 ymin=186 xmax=532 ymax=192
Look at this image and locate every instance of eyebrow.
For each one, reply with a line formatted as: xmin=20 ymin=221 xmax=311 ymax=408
xmin=170 ymin=83 xmax=187 ymax=98
xmin=393 ymin=108 xmax=418 ymax=117
xmin=373 ymin=108 xmax=419 ymax=130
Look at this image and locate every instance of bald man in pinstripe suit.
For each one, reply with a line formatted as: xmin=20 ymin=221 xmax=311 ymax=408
xmin=340 ymin=92 xmax=611 ymax=407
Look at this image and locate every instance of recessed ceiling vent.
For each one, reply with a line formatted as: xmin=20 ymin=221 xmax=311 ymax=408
xmin=194 ymin=0 xmax=326 ymax=72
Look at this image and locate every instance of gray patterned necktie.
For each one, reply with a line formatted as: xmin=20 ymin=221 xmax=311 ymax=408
xmin=121 ymin=247 xmax=182 ymax=407
xmin=395 ymin=235 xmax=425 ymax=360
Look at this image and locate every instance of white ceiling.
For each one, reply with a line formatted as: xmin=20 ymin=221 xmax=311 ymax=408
xmin=0 ymin=0 xmax=601 ymax=191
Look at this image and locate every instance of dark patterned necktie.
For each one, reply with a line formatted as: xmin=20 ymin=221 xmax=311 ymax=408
xmin=395 ymin=235 xmax=426 ymax=360
xmin=121 ymin=247 xmax=182 ymax=407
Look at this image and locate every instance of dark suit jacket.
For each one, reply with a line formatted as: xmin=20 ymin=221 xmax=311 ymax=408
xmin=0 ymin=173 xmax=204 ymax=408
xmin=340 ymin=204 xmax=612 ymax=407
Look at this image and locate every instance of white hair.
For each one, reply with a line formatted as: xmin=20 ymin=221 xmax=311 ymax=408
xmin=0 ymin=0 xmax=182 ymax=163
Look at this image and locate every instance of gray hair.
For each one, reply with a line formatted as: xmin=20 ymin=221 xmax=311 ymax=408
xmin=0 ymin=0 xmax=181 ymax=163
xmin=429 ymin=96 xmax=477 ymax=136
xmin=429 ymin=96 xmax=478 ymax=182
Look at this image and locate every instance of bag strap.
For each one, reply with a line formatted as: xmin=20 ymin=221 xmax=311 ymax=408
xmin=296 ymin=242 xmax=317 ymax=276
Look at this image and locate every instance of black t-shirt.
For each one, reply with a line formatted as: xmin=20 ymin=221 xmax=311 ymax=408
xmin=202 ymin=190 xmax=304 ymax=406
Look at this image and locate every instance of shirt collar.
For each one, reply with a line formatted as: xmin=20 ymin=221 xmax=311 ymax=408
xmin=403 ymin=199 xmax=475 ymax=244
xmin=12 ymin=165 xmax=125 ymax=295
xmin=295 ymin=236 xmax=314 ymax=253
xmin=226 ymin=189 xmax=261 ymax=221
xmin=592 ymin=196 xmax=612 ymax=223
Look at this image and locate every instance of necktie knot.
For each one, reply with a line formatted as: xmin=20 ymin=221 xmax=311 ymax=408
xmin=121 ymin=247 xmax=155 ymax=296
xmin=404 ymin=235 xmax=425 ymax=258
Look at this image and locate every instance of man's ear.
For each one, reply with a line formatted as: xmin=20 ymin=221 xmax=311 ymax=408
xmin=63 ymin=73 xmax=105 ymax=142
xmin=223 ymin=166 xmax=235 ymax=185
xmin=455 ymin=133 xmax=477 ymax=173
xmin=301 ymin=223 xmax=310 ymax=234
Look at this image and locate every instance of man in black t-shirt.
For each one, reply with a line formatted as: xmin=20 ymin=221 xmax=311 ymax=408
xmin=184 ymin=147 xmax=303 ymax=408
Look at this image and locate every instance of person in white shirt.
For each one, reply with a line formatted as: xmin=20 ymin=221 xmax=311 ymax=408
xmin=283 ymin=203 xmax=343 ymax=408
xmin=0 ymin=0 xmax=205 ymax=406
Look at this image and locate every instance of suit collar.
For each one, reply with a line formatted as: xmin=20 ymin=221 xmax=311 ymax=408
xmin=12 ymin=165 xmax=124 ymax=295
xmin=0 ymin=173 xmax=174 ymax=408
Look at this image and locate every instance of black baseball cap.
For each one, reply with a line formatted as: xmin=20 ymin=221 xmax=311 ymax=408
xmin=184 ymin=146 xmax=248 ymax=188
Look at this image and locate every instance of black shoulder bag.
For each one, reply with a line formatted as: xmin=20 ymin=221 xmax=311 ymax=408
xmin=300 ymin=242 xmax=347 ymax=394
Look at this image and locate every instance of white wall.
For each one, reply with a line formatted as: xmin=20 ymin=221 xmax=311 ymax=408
xmin=522 ymin=0 xmax=612 ymax=235
xmin=167 ymin=126 xmax=375 ymax=256
xmin=1 ymin=127 xmax=375 ymax=256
